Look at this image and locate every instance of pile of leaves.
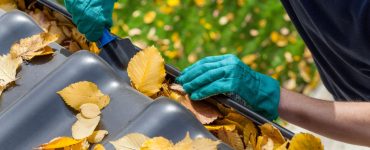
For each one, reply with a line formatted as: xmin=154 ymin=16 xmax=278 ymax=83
xmin=127 ymin=46 xmax=324 ymax=150
xmin=1 ymin=0 xmax=99 ymax=54
xmin=0 ymin=32 xmax=58 ymax=96
xmin=38 ymin=81 xmax=110 ymax=150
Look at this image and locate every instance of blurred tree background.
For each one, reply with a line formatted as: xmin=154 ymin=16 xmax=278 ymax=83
xmin=54 ymin=0 xmax=319 ymax=94
xmin=111 ymin=0 xmax=319 ymax=94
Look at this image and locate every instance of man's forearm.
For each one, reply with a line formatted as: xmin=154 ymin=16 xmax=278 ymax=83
xmin=278 ymin=88 xmax=370 ymax=147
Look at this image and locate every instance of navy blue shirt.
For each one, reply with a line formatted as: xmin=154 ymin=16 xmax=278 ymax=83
xmin=281 ymin=0 xmax=370 ymax=101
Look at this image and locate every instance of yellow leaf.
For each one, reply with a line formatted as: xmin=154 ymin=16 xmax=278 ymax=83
xmin=89 ymin=42 xmax=101 ymax=54
xmin=276 ymin=141 xmax=289 ymax=150
xmin=0 ymin=54 xmax=22 ymax=89
xmin=10 ymin=32 xmax=58 ymax=60
xmin=93 ymin=144 xmax=106 ymax=150
xmin=72 ymin=113 xmax=101 ymax=139
xmin=143 ymin=11 xmax=156 ymax=24
xmin=217 ymin=127 xmax=244 ymax=150
xmin=173 ymin=132 xmax=220 ymax=150
xmin=242 ymin=54 xmax=257 ymax=65
xmin=127 ymin=46 xmax=166 ymax=97
xmin=37 ymin=137 xmax=82 ymax=149
xmin=57 ymin=81 xmax=110 ymax=110
xmin=191 ymin=138 xmax=220 ymax=150
xmin=194 ymin=0 xmax=206 ymax=7
xmin=259 ymin=123 xmax=285 ymax=147
xmin=173 ymin=133 xmax=192 ymax=150
xmin=140 ymin=137 xmax=174 ymax=150
xmin=71 ymin=28 xmax=90 ymax=50
xmin=251 ymin=136 xmax=275 ymax=150
xmin=243 ymin=119 xmax=258 ymax=148
xmin=87 ymin=130 xmax=108 ymax=143
xmin=205 ymin=124 xmax=236 ymax=132
xmin=288 ymin=133 xmax=323 ymax=150
xmin=167 ymin=0 xmax=180 ymax=7
xmin=80 ymin=103 xmax=101 ymax=119
xmin=110 ymin=133 xmax=150 ymax=150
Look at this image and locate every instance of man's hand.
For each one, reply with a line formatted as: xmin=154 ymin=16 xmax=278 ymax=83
xmin=176 ymin=54 xmax=280 ymax=120
xmin=64 ymin=0 xmax=115 ymax=41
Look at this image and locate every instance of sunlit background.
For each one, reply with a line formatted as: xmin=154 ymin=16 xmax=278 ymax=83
xmin=110 ymin=0 xmax=319 ymax=95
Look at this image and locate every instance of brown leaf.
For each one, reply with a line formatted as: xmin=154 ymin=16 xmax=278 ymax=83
xmin=178 ymin=95 xmax=221 ymax=124
xmin=217 ymin=127 xmax=244 ymax=150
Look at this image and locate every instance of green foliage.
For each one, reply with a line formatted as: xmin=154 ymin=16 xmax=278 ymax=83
xmin=111 ymin=0 xmax=318 ymax=93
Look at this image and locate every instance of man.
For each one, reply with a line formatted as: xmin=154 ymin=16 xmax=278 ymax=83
xmin=65 ymin=0 xmax=370 ymax=147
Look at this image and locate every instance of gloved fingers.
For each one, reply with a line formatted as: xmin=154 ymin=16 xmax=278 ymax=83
xmin=182 ymin=54 xmax=233 ymax=73
xmin=182 ymin=65 xmax=235 ymax=93
xmin=176 ymin=60 xmax=228 ymax=84
xmin=190 ymin=78 xmax=234 ymax=100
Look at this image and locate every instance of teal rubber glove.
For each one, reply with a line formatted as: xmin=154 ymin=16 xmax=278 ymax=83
xmin=176 ymin=54 xmax=280 ymax=120
xmin=64 ymin=0 xmax=115 ymax=41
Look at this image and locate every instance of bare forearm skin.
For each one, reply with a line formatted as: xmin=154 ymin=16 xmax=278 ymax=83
xmin=278 ymin=88 xmax=370 ymax=147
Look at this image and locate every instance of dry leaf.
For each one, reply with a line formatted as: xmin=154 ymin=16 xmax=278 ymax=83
xmin=178 ymin=95 xmax=221 ymax=124
xmin=27 ymin=9 xmax=51 ymax=31
xmin=127 ymin=46 xmax=166 ymax=97
xmin=0 ymin=54 xmax=23 ymax=96
xmin=261 ymin=138 xmax=274 ymax=150
xmin=0 ymin=86 xmax=4 ymax=96
xmin=72 ymin=114 xmax=100 ymax=139
xmin=89 ymin=42 xmax=100 ymax=54
xmin=173 ymin=132 xmax=220 ymax=150
xmin=173 ymin=133 xmax=193 ymax=150
xmin=68 ymin=41 xmax=81 ymax=52
xmin=80 ymin=103 xmax=101 ymax=119
xmin=255 ymin=136 xmax=268 ymax=150
xmin=49 ymin=21 xmax=65 ymax=44
xmin=191 ymin=138 xmax=220 ymax=150
xmin=215 ymin=103 xmax=237 ymax=116
xmin=87 ymin=130 xmax=108 ymax=143
xmin=214 ymin=118 xmax=244 ymax=133
xmin=288 ymin=133 xmax=323 ymax=150
xmin=57 ymin=81 xmax=110 ymax=110
xmin=110 ymin=133 xmax=150 ymax=150
xmin=243 ymin=120 xmax=258 ymax=148
xmin=36 ymin=137 xmax=82 ymax=149
xmin=169 ymin=83 xmax=186 ymax=95
xmin=276 ymin=141 xmax=288 ymax=150
xmin=140 ymin=137 xmax=174 ymax=150
xmin=93 ymin=144 xmax=106 ymax=150
xmin=71 ymin=28 xmax=89 ymax=50
xmin=10 ymin=32 xmax=58 ymax=60
xmin=205 ymin=124 xmax=236 ymax=132
xmin=259 ymin=123 xmax=285 ymax=147
xmin=217 ymin=127 xmax=244 ymax=150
